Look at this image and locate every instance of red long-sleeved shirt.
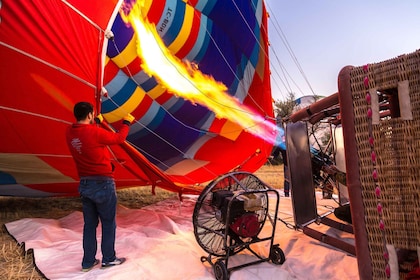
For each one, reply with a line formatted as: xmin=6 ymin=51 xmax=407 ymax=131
xmin=66 ymin=123 xmax=129 ymax=178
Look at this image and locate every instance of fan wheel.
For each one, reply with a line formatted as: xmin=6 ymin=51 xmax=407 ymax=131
xmin=269 ymin=245 xmax=286 ymax=265
xmin=214 ymin=259 xmax=229 ymax=280
xmin=192 ymin=171 xmax=270 ymax=257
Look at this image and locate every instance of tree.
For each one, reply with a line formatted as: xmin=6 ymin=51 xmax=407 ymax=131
xmin=273 ymin=92 xmax=296 ymax=121
xmin=267 ymin=93 xmax=296 ymax=165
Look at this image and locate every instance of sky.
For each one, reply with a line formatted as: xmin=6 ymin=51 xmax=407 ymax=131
xmin=265 ymin=0 xmax=420 ymax=101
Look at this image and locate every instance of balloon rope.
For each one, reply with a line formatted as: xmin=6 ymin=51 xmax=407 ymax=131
xmin=0 ymin=105 xmax=71 ymax=124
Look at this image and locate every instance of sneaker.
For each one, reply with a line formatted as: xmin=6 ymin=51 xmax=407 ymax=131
xmin=101 ymin=257 xmax=126 ymax=269
xmin=82 ymin=259 xmax=99 ymax=272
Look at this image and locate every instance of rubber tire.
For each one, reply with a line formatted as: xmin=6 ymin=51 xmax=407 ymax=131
xmin=270 ymin=245 xmax=286 ymax=265
xmin=214 ymin=259 xmax=229 ymax=280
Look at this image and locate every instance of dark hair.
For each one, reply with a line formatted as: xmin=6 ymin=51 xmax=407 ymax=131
xmin=73 ymin=102 xmax=94 ymax=121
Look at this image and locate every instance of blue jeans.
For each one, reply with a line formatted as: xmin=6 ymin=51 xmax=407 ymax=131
xmin=78 ymin=176 xmax=117 ymax=268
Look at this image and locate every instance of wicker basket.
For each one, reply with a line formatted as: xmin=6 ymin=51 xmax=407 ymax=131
xmin=338 ymin=50 xmax=420 ymax=279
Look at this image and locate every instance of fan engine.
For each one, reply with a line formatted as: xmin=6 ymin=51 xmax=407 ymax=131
xmin=212 ymin=190 xmax=262 ymax=238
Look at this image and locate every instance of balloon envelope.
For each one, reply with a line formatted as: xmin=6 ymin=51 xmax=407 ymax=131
xmin=0 ymin=0 xmax=274 ymax=196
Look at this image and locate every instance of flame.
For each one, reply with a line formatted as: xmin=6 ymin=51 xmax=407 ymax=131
xmin=120 ymin=1 xmax=279 ymax=144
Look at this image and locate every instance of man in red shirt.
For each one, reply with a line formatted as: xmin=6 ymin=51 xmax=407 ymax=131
xmin=66 ymin=101 xmax=134 ymax=272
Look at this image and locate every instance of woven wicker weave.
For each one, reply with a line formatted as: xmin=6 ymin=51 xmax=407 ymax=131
xmin=339 ymin=49 xmax=420 ymax=279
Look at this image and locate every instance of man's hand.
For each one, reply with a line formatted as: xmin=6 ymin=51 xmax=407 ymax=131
xmin=122 ymin=113 xmax=135 ymax=125
xmin=95 ymin=114 xmax=104 ymax=124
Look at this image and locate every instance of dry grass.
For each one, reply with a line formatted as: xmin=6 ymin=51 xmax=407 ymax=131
xmin=0 ymin=165 xmax=283 ymax=279
xmin=254 ymin=164 xmax=284 ymax=189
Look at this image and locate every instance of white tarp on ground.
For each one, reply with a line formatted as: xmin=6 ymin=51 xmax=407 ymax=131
xmin=5 ymin=192 xmax=358 ymax=280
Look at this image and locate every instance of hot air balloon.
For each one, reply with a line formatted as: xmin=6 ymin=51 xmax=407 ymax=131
xmin=0 ymin=0 xmax=275 ymax=197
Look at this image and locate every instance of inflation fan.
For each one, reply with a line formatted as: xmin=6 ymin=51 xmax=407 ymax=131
xmin=192 ymin=171 xmax=285 ymax=280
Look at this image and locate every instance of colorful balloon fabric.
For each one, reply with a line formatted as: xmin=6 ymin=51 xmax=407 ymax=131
xmin=0 ymin=0 xmax=274 ymax=196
